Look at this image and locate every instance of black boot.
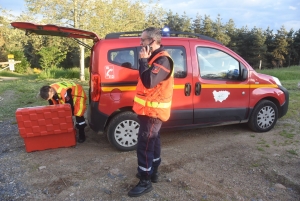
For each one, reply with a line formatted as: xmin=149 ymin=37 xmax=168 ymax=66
xmin=128 ymin=179 xmax=153 ymax=197
xmin=78 ymin=128 xmax=86 ymax=143
xmin=136 ymin=167 xmax=159 ymax=183
xmin=136 ymin=172 xmax=159 ymax=183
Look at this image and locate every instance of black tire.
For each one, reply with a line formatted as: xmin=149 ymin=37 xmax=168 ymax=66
xmin=106 ymin=111 xmax=139 ymax=151
xmin=248 ymin=100 xmax=278 ymax=132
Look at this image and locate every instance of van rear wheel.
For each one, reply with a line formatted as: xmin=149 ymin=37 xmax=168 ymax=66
xmin=248 ymin=100 xmax=278 ymax=132
xmin=106 ymin=111 xmax=139 ymax=151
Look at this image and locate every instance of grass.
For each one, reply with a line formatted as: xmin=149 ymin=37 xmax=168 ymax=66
xmin=257 ymin=65 xmax=300 ymax=80
xmin=0 ymin=67 xmax=90 ymax=80
xmin=257 ymin=147 xmax=264 ymax=151
xmin=37 ymin=67 xmax=90 ymax=80
xmin=0 ymin=68 xmax=89 ymax=120
xmin=287 ymin=149 xmax=298 ymax=156
xmin=279 ymin=130 xmax=295 ymax=139
xmin=0 ymin=65 xmax=299 ymax=123
xmin=0 ymin=71 xmax=26 ymax=77
xmin=252 ymin=163 xmax=260 ymax=167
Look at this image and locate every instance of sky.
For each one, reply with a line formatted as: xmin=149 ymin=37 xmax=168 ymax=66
xmin=1 ymin=0 xmax=300 ymax=32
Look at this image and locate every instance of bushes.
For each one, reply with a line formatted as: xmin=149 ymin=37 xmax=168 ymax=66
xmin=37 ymin=46 xmax=67 ymax=69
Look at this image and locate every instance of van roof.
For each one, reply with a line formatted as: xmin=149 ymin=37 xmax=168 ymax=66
xmin=105 ymin=31 xmax=223 ymax=45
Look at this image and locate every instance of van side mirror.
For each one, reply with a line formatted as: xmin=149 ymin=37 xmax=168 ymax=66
xmin=242 ymin=69 xmax=248 ymax=80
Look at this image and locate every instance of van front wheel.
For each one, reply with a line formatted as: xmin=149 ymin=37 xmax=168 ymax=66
xmin=106 ymin=111 xmax=139 ymax=151
xmin=248 ymin=100 xmax=278 ymax=132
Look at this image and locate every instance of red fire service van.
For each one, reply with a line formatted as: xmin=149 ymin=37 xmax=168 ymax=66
xmin=11 ymin=22 xmax=289 ymax=151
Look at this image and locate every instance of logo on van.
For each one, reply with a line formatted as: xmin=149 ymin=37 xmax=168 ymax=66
xmin=105 ymin=66 xmax=115 ymax=79
xmin=213 ymin=90 xmax=230 ymax=102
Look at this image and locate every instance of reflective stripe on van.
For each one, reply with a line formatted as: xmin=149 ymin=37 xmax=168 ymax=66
xmin=101 ymin=83 xmax=278 ymax=92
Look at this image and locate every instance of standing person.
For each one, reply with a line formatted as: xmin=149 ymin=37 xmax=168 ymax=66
xmin=39 ymin=81 xmax=87 ymax=143
xmin=128 ymin=27 xmax=174 ymax=197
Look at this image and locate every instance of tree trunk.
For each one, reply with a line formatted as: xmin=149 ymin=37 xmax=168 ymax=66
xmin=74 ymin=0 xmax=85 ymax=80
xmin=259 ymin=60 xmax=262 ymax=69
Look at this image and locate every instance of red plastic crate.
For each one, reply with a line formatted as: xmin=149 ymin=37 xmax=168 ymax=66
xmin=15 ymin=104 xmax=76 ymax=152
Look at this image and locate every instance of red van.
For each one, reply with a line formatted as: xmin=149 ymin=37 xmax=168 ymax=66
xmin=11 ymin=22 xmax=289 ymax=151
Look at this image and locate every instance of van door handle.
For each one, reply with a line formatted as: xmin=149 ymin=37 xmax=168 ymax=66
xmin=184 ymin=83 xmax=191 ymax=96
xmin=195 ymin=82 xmax=201 ymax=96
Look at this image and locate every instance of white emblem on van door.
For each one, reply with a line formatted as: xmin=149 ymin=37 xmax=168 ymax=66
xmin=105 ymin=66 xmax=115 ymax=79
xmin=212 ymin=90 xmax=230 ymax=102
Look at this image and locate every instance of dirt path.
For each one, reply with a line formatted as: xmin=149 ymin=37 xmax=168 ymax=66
xmin=1 ymin=118 xmax=299 ymax=200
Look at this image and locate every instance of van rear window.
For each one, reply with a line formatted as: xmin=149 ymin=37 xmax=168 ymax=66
xmin=108 ymin=48 xmax=136 ymax=69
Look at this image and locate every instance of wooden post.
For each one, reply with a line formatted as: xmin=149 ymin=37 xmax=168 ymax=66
xmin=8 ymin=54 xmax=15 ymax=71
xmin=259 ymin=60 xmax=262 ymax=70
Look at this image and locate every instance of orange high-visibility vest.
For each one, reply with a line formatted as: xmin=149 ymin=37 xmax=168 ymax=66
xmin=50 ymin=81 xmax=87 ymax=117
xmin=133 ymin=51 xmax=174 ymax=121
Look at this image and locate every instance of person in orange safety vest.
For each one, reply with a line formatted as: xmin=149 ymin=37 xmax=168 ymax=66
xmin=128 ymin=27 xmax=174 ymax=197
xmin=39 ymin=81 xmax=87 ymax=143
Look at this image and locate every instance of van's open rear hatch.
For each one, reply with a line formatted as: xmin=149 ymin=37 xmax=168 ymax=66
xmin=11 ymin=22 xmax=100 ymax=42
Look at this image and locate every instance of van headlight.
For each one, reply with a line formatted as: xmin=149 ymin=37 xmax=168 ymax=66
xmin=272 ymin=76 xmax=282 ymax=86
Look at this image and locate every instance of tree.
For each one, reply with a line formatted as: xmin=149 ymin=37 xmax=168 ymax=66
xmin=37 ymin=46 xmax=67 ymax=69
xmin=165 ymin=10 xmax=182 ymax=31
xmin=0 ymin=9 xmax=25 ymax=56
xmin=294 ymin=29 xmax=300 ymax=65
xmin=212 ymin=14 xmax=230 ymax=45
xmin=192 ymin=13 xmax=202 ymax=34
xmin=233 ymin=26 xmax=250 ymax=59
xmin=247 ymin=27 xmax=267 ymax=68
xmin=164 ymin=11 xmax=192 ymax=33
xmin=286 ymin=29 xmax=296 ymax=66
xmin=26 ymin=0 xmax=164 ymax=80
xmin=144 ymin=1 xmax=167 ymax=28
xmin=272 ymin=26 xmax=288 ymax=67
xmin=25 ymin=0 xmax=94 ymax=80
xmin=264 ymin=27 xmax=275 ymax=68
xmin=0 ymin=8 xmax=30 ymax=72
xmin=24 ymin=0 xmax=155 ymax=80
xmin=202 ymin=15 xmax=214 ymax=38
xmin=180 ymin=12 xmax=192 ymax=33
xmin=89 ymin=0 xmax=148 ymax=36
xmin=225 ymin=19 xmax=238 ymax=52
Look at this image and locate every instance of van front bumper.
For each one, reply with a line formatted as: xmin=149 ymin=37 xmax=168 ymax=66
xmin=278 ymin=85 xmax=289 ymax=118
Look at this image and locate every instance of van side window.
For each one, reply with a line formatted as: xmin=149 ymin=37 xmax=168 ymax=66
xmin=108 ymin=49 xmax=135 ymax=69
xmin=164 ymin=46 xmax=187 ymax=78
xmin=197 ymin=47 xmax=240 ymax=80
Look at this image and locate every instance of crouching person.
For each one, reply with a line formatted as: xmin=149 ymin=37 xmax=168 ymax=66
xmin=39 ymin=81 xmax=87 ymax=143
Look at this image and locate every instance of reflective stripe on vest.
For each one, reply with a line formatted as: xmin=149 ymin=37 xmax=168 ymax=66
xmin=50 ymin=81 xmax=77 ymax=104
xmin=50 ymin=81 xmax=86 ymax=117
xmin=134 ymin=96 xmax=172 ymax=108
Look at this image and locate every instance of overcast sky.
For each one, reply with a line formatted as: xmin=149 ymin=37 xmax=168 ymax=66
xmin=1 ymin=0 xmax=300 ymax=32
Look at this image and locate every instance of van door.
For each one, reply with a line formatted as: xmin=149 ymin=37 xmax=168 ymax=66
xmin=161 ymin=43 xmax=194 ymax=128
xmin=191 ymin=44 xmax=250 ymax=125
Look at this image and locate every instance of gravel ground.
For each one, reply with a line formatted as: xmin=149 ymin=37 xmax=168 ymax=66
xmin=0 ymin=117 xmax=300 ymax=201
xmin=0 ymin=119 xmax=29 ymax=200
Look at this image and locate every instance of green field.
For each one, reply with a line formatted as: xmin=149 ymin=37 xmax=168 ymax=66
xmin=0 ymin=69 xmax=89 ymax=120
xmin=0 ymin=66 xmax=299 ymax=121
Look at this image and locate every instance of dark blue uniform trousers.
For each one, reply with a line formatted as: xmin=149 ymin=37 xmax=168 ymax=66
xmin=137 ymin=115 xmax=162 ymax=179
